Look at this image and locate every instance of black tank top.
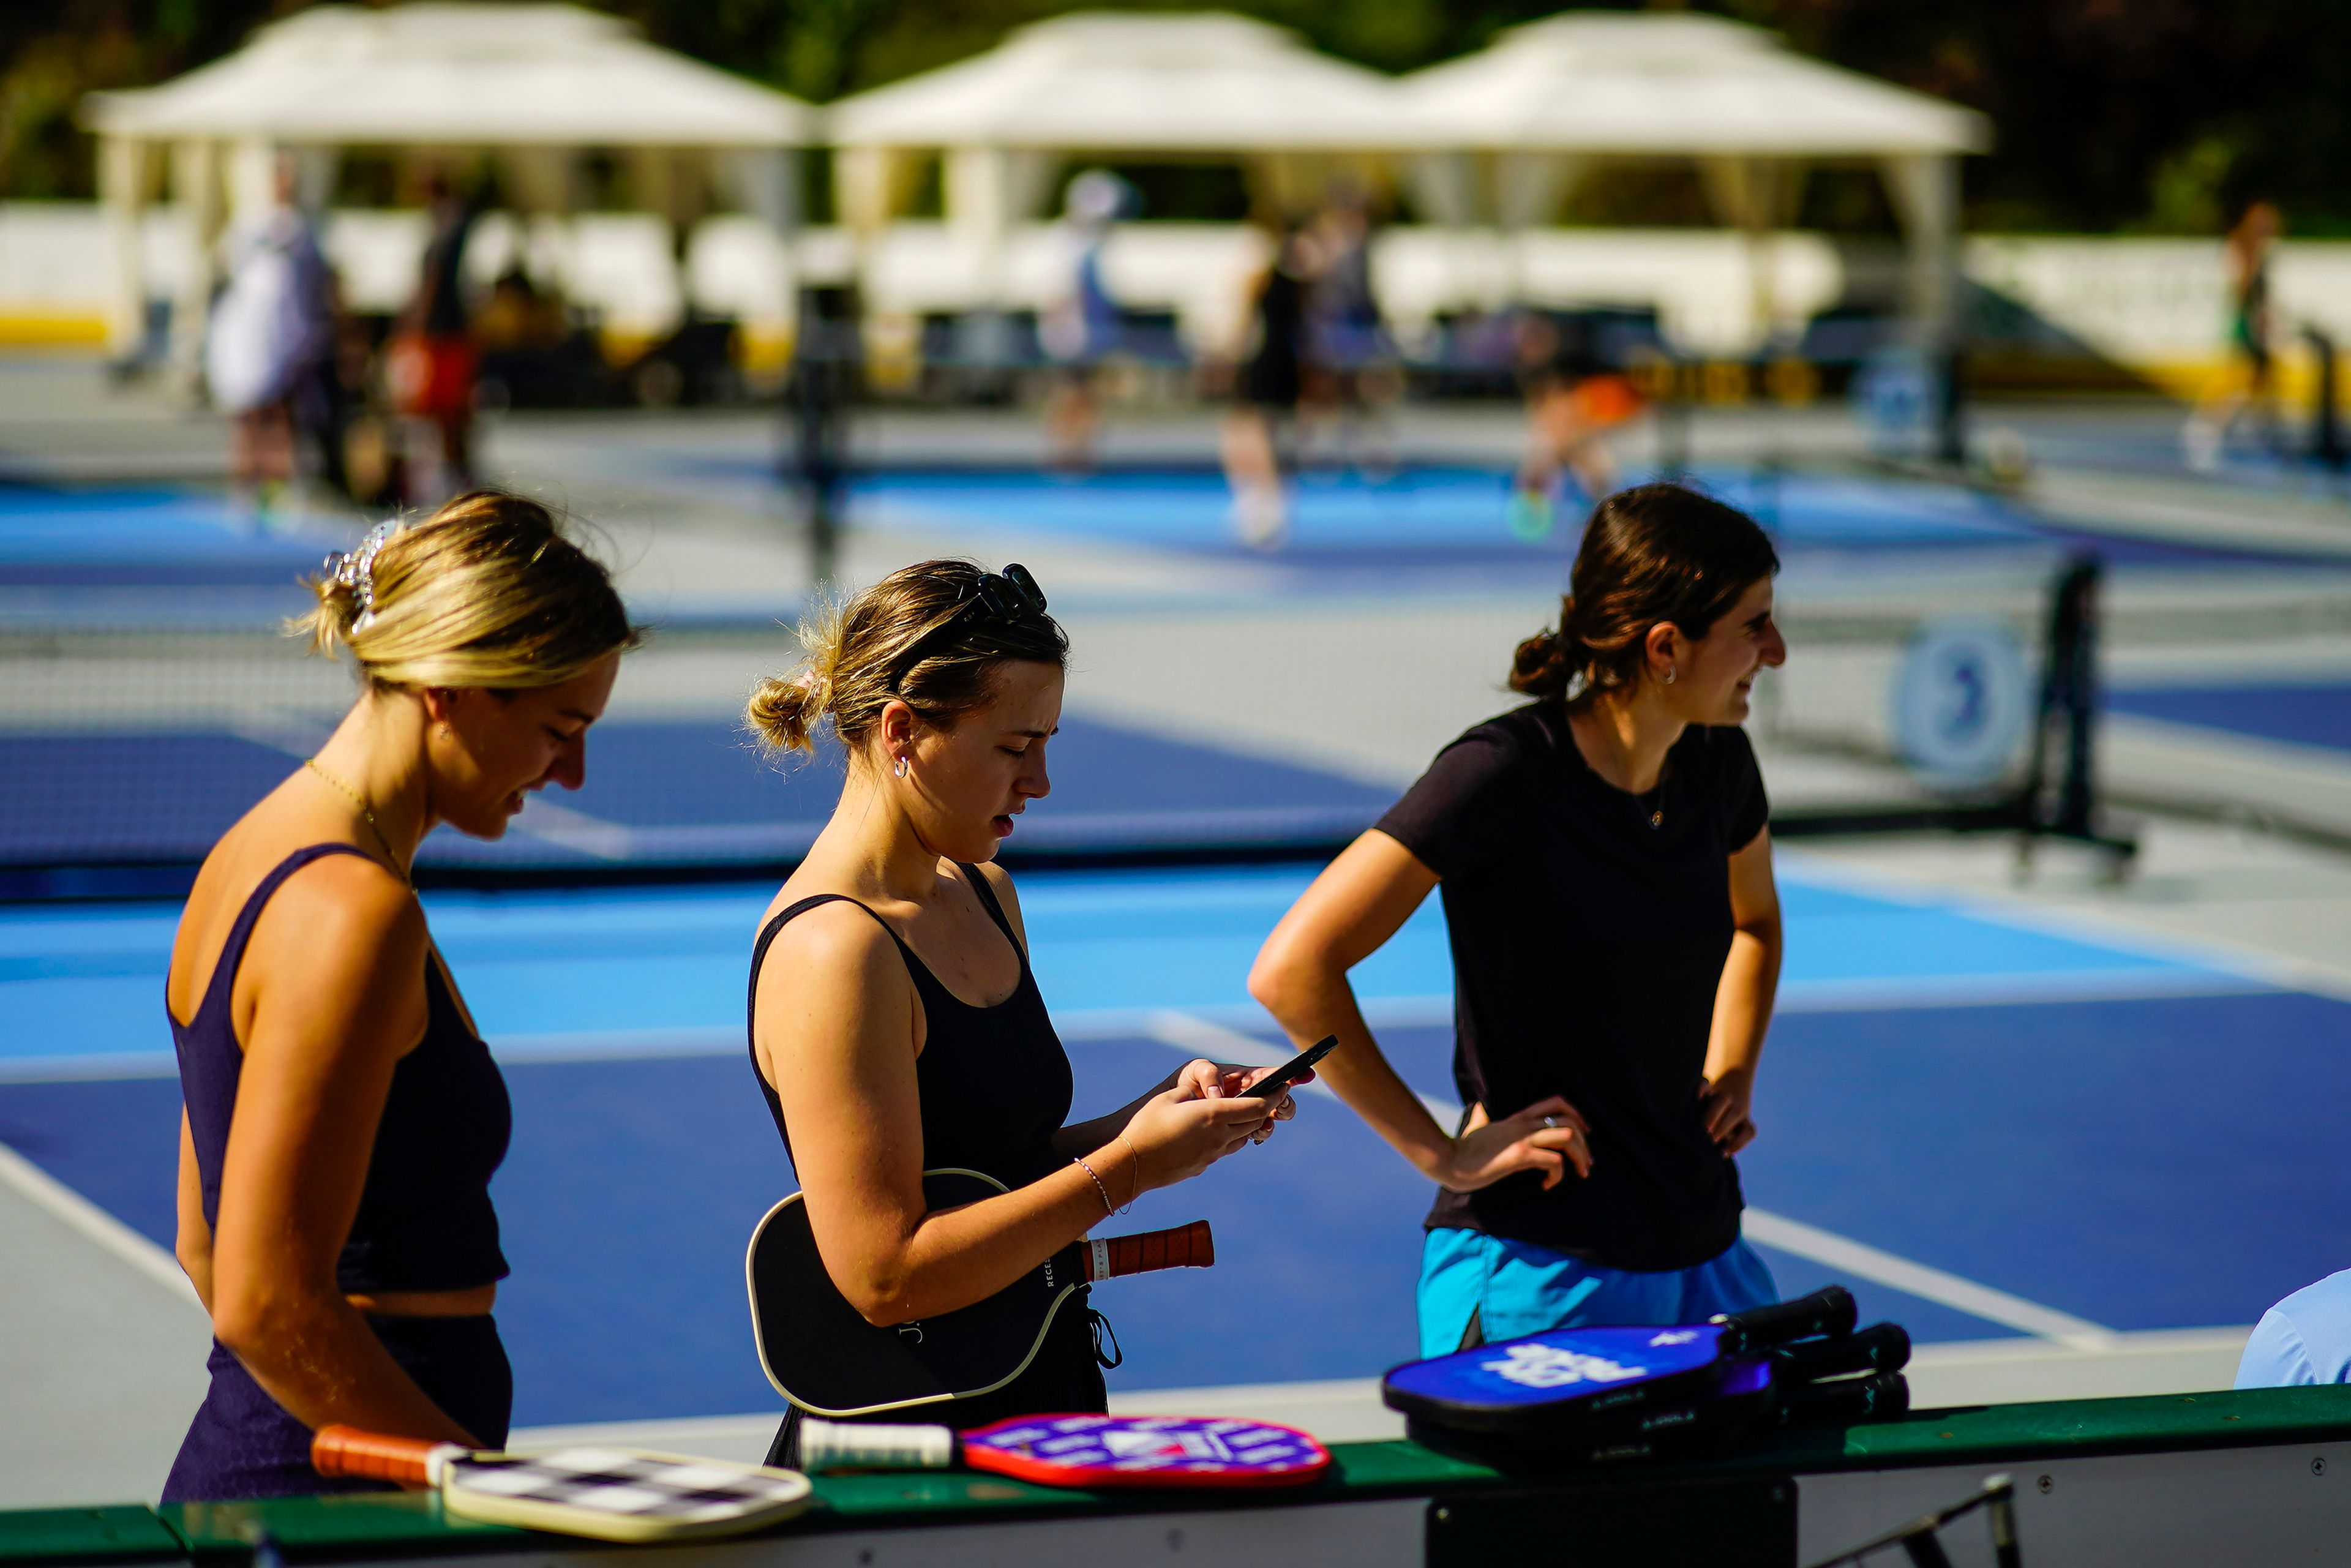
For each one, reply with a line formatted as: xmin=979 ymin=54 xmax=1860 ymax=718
xmin=748 ymin=863 xmax=1073 ymax=1189
xmin=747 ymin=863 xmax=1106 ymax=1449
xmin=171 ymin=843 xmax=511 ymax=1294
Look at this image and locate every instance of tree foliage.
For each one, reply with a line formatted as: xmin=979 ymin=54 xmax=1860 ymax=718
xmin=6 ymin=0 xmax=2344 ymax=234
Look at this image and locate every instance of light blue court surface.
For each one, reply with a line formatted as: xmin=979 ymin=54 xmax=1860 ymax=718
xmin=0 ymin=484 xmax=343 ymax=586
xmin=0 ymin=861 xmax=2255 ymax=1075
xmin=635 ymin=455 xmax=2309 ymax=588
xmin=658 ymin=460 xmax=2052 ymax=566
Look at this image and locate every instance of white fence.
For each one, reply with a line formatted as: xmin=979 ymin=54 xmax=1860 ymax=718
xmin=4 ymin=200 xmax=2349 ymax=382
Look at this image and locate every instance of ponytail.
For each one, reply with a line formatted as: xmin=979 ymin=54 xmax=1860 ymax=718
xmin=1507 ymin=599 xmax=1586 ymax=702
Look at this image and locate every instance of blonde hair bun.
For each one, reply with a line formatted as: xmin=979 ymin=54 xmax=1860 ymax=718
xmin=291 ymin=490 xmax=640 ymax=689
xmin=748 ymin=560 xmax=1067 ymax=756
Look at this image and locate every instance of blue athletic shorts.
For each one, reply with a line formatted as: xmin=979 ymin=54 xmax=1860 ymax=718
xmin=1416 ymin=1226 xmax=1779 ymax=1359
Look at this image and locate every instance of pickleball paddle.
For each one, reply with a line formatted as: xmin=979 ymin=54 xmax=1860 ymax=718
xmin=750 ymin=1168 xmax=1215 ymax=1418
xmin=310 ymin=1427 xmax=813 ymax=1543
xmin=1381 ymin=1286 xmax=1859 ymax=1438
xmin=798 ymin=1412 xmax=1332 ymax=1490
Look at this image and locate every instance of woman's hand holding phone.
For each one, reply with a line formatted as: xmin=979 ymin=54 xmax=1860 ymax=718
xmin=1122 ymin=1062 xmax=1278 ymax=1193
xmin=1218 ymin=1067 xmax=1300 ymax=1145
xmin=1205 ymin=1034 xmax=1333 ymax=1144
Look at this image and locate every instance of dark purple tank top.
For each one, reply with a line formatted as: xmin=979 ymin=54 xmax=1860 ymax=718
xmin=171 ymin=843 xmax=511 ymax=1294
xmin=748 ymin=863 xmax=1074 ymax=1190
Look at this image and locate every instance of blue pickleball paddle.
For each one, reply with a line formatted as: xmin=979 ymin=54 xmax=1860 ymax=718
xmin=1383 ymin=1285 xmax=1856 ymax=1436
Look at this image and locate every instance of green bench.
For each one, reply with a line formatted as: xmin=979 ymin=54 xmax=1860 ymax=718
xmin=12 ymin=1386 xmax=2351 ymax=1566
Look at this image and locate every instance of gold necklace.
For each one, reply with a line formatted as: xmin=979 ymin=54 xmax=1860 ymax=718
xmin=304 ymin=759 xmax=413 ymax=886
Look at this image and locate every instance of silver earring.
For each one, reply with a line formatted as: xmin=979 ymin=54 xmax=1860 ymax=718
xmin=893 ymin=756 xmax=908 ymax=778
xmin=1664 ymin=668 xmax=1676 ymax=685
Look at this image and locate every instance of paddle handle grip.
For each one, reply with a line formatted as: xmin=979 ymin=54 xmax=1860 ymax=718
xmin=1712 ymin=1286 xmax=1857 ymax=1353
xmin=798 ymin=1419 xmax=959 ymax=1472
xmin=1774 ymin=1321 xmax=1911 ymax=1384
xmin=1091 ymin=1220 xmax=1213 ymax=1280
xmin=1776 ymin=1371 xmax=1910 ymax=1428
xmin=312 ymin=1425 xmax=457 ymax=1487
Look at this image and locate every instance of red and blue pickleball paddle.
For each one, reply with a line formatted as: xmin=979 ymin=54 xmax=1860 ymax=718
xmin=798 ymin=1412 xmax=1332 ymax=1490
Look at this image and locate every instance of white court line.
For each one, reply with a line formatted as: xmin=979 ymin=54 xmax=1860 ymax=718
xmin=1771 ymin=969 xmax=2274 ymax=1011
xmin=1141 ymin=1008 xmax=2124 ymax=1354
xmin=1739 ymin=1210 xmax=2118 ymax=1352
xmin=0 ymin=1138 xmax=200 ymax=1310
xmin=1778 ymin=847 xmax=2351 ymax=1006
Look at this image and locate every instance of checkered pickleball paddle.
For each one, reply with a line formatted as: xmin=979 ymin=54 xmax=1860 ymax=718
xmin=312 ymin=1427 xmax=814 ymax=1544
xmin=444 ymin=1447 xmax=811 ymax=1523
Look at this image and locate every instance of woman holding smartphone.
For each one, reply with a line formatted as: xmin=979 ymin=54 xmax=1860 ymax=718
xmin=1250 ymin=484 xmax=1788 ymax=1354
xmin=744 ymin=560 xmax=1299 ymax=1460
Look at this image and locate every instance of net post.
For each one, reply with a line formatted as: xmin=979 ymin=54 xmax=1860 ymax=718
xmin=788 ymin=283 xmax=860 ymax=588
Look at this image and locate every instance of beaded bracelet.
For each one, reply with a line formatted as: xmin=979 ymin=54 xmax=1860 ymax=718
xmin=1074 ymin=1154 xmax=1114 ymax=1215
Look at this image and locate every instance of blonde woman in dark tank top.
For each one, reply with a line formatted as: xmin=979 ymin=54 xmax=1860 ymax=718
xmin=745 ymin=560 xmax=1299 ymax=1455
xmin=162 ymin=493 xmax=639 ymax=1500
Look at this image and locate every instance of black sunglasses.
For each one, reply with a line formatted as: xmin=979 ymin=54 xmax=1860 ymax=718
xmin=893 ymin=564 xmax=1049 ymax=688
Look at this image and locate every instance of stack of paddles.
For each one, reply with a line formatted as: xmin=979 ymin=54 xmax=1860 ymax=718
xmin=1381 ymin=1286 xmax=1911 ymax=1472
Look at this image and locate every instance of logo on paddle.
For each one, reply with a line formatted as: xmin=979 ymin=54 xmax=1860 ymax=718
xmin=1479 ymin=1343 xmax=1649 ymax=1389
xmin=1103 ymin=1427 xmax=1236 ymax=1463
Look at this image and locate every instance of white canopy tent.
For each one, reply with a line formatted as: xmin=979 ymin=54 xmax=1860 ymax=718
xmin=1397 ymin=12 xmax=1989 ymax=348
xmin=81 ymin=2 xmax=815 ymax=364
xmin=827 ymin=12 xmax=1403 ymax=306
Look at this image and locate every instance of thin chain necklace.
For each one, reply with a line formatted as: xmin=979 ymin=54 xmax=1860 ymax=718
xmin=304 ymin=759 xmax=412 ymax=887
xmin=1638 ymin=775 xmax=1668 ymax=830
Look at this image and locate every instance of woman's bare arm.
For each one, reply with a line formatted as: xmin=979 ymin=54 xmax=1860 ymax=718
xmin=758 ymin=902 xmax=1262 ymax=1327
xmin=1701 ymin=828 xmax=1783 ymax=1153
xmin=208 ymin=857 xmax=479 ymax=1443
xmin=1250 ymin=831 xmax=1589 ymax=1191
xmin=174 ymin=1111 xmax=214 ymax=1314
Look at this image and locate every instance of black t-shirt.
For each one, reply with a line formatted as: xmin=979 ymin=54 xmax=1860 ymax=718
xmin=1376 ymin=702 xmax=1770 ymax=1272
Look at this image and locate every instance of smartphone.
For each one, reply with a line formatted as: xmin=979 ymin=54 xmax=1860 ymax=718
xmin=1226 ymin=1035 xmax=1338 ymax=1105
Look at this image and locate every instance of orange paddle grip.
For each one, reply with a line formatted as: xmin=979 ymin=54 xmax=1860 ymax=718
xmin=1100 ymin=1220 xmax=1213 ymax=1277
xmin=312 ymin=1425 xmax=442 ymax=1486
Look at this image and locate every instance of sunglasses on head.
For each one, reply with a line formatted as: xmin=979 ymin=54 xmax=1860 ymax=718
xmin=893 ymin=564 xmax=1049 ymax=688
xmin=970 ymin=563 xmax=1047 ymax=621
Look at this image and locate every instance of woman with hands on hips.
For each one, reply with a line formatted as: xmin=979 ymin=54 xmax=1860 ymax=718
xmin=1250 ymin=484 xmax=1787 ymax=1356
xmin=745 ymin=560 xmax=1299 ymax=1461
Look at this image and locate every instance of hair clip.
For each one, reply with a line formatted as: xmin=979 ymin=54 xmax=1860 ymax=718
xmin=324 ymin=521 xmax=397 ymax=632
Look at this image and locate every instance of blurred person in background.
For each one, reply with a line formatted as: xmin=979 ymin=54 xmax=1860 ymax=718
xmin=2183 ymin=199 xmax=2282 ymax=471
xmin=1221 ymin=219 xmax=1310 ymax=550
xmin=206 ymin=159 xmax=336 ymax=525
xmin=1300 ymin=181 xmax=1398 ymax=476
xmin=1508 ymin=311 xmax=1647 ymax=541
xmin=387 ymin=174 xmax=481 ymax=501
xmin=1040 ymin=171 xmax=1133 ymax=471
